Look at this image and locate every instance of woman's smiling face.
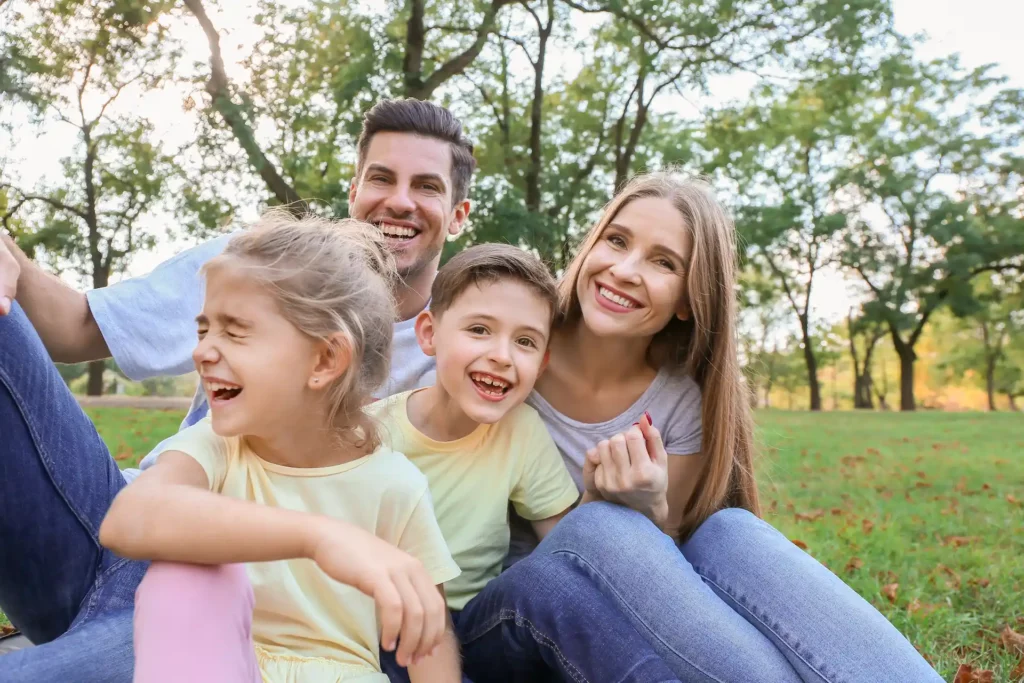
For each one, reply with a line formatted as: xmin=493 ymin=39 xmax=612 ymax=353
xmin=576 ymin=196 xmax=691 ymax=339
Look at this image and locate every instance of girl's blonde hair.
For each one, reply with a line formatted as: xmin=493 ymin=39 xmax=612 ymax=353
xmin=559 ymin=171 xmax=760 ymax=539
xmin=203 ymin=209 xmax=397 ymax=453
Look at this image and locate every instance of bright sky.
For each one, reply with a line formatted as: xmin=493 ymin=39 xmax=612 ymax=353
xmin=2 ymin=0 xmax=1021 ymax=324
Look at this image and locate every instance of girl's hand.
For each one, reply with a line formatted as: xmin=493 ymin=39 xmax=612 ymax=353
xmin=582 ymin=414 xmax=670 ymax=526
xmin=311 ymin=521 xmax=447 ymax=668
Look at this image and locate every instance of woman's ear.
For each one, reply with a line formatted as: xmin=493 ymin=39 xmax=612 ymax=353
xmin=309 ymin=333 xmax=353 ymax=390
xmin=675 ymin=298 xmax=692 ymax=322
xmin=414 ymin=310 xmax=438 ymax=356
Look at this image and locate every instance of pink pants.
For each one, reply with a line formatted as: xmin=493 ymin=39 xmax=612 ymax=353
xmin=133 ymin=562 xmax=262 ymax=683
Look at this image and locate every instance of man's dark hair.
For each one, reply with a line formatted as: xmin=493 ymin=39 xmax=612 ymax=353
xmin=430 ymin=244 xmax=558 ymax=324
xmin=356 ymin=99 xmax=477 ymax=205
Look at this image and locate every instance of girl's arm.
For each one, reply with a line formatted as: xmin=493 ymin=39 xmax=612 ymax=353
xmin=100 ymin=451 xmax=448 ymax=665
xmin=407 ymin=588 xmax=462 ymax=683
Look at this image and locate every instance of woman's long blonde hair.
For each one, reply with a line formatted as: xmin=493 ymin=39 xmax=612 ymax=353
xmin=559 ymin=172 xmax=760 ymax=539
xmin=203 ymin=209 xmax=397 ymax=453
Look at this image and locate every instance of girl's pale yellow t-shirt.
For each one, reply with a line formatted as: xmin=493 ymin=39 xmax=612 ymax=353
xmin=154 ymin=418 xmax=461 ymax=683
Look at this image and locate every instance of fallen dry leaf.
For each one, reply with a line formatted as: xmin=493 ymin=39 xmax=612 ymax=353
xmin=943 ymin=536 xmax=979 ymax=548
xmin=790 ymin=539 xmax=809 ymax=550
xmin=0 ymin=625 xmax=14 ymax=636
xmin=1010 ymin=656 xmax=1024 ymax=680
xmin=968 ymin=578 xmax=990 ymax=589
xmin=830 ymin=507 xmax=844 ymax=516
xmin=936 ymin=564 xmax=962 ymax=590
xmin=881 ymin=582 xmax=899 ymax=603
xmin=1001 ymin=626 xmax=1024 ymax=655
xmin=845 ymin=557 xmax=864 ymax=574
xmin=952 ymin=664 xmax=994 ymax=683
xmin=1008 ymin=494 xmax=1022 ymax=507
xmin=794 ymin=509 xmax=825 ymax=522
xmin=862 ymin=519 xmax=875 ymax=533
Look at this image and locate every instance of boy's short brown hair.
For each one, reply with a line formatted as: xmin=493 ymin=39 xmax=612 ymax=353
xmin=430 ymin=244 xmax=557 ymax=323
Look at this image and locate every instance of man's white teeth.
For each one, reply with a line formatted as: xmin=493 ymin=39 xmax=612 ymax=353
xmin=382 ymin=225 xmax=417 ymax=238
xmin=599 ymin=286 xmax=638 ymax=309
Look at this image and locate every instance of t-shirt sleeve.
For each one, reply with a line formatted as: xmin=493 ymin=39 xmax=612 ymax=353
xmin=86 ymin=233 xmax=234 ymax=381
xmin=149 ymin=418 xmax=230 ymax=491
xmin=510 ymin=409 xmax=581 ymax=520
xmin=397 ymin=488 xmax=461 ymax=587
xmin=661 ymin=373 xmax=703 ymax=455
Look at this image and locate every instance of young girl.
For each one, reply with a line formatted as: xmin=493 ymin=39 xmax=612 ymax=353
xmin=457 ymin=172 xmax=942 ymax=682
xmin=99 ymin=212 xmax=462 ymax=683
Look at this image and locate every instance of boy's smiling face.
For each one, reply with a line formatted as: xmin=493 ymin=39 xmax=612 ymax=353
xmin=416 ymin=279 xmax=552 ymax=425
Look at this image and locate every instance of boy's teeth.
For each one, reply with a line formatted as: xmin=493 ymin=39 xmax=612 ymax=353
xmin=599 ymin=286 xmax=637 ymax=309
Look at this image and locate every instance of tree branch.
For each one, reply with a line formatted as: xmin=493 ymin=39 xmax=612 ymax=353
xmin=182 ymin=0 xmax=304 ymax=213
xmin=0 ymin=185 xmax=88 ymax=221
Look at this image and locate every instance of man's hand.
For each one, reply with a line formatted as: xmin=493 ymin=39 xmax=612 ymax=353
xmin=0 ymin=234 xmax=20 ymax=315
xmin=311 ymin=521 xmax=447 ymax=668
xmin=582 ymin=414 xmax=670 ymax=527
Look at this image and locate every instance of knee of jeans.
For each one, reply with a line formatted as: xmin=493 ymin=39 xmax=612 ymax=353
xmin=543 ymin=500 xmax=659 ymax=557
xmin=137 ymin=562 xmax=252 ymax=613
xmin=682 ymin=507 xmax=764 ymax=566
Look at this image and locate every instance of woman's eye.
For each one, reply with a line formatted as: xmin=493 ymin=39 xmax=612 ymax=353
xmin=607 ymin=234 xmax=626 ymax=248
xmin=655 ymin=258 xmax=675 ymax=270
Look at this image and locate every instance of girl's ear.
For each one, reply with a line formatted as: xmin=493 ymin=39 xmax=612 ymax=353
xmin=539 ymin=348 xmax=551 ymax=375
xmin=414 ymin=310 xmax=438 ymax=356
xmin=309 ymin=333 xmax=353 ymax=390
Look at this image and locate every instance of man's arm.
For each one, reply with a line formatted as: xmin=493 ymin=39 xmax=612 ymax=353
xmin=1 ymin=232 xmax=109 ymax=363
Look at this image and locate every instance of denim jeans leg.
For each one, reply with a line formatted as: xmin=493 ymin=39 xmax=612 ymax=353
xmin=535 ymin=502 xmax=802 ymax=683
xmin=0 ymin=301 xmax=145 ymax=651
xmin=681 ymin=508 xmax=943 ymax=683
xmin=0 ymin=607 xmax=136 ymax=683
xmin=457 ymin=551 xmax=681 ymax=683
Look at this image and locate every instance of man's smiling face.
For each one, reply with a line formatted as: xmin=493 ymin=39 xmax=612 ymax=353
xmin=349 ymin=131 xmax=469 ymax=281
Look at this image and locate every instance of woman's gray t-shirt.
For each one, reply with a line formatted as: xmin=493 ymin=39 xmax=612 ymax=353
xmin=507 ymin=368 xmax=702 ymax=564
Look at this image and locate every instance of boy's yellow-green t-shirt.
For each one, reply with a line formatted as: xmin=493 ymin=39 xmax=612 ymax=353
xmin=368 ymin=389 xmax=580 ymax=610
xmin=153 ymin=418 xmax=461 ymax=683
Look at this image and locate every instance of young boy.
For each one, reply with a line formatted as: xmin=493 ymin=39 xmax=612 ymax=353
xmin=368 ymin=244 xmax=579 ymax=614
xmin=369 ymin=244 xmax=681 ymax=683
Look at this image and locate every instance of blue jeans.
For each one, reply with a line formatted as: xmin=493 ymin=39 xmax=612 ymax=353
xmin=0 ymin=302 xmax=147 ymax=682
xmin=380 ymin=553 xmax=680 ymax=683
xmin=498 ymin=502 xmax=943 ymax=683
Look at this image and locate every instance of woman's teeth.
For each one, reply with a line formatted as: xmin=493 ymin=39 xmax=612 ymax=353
xmin=599 ymin=286 xmax=638 ymax=309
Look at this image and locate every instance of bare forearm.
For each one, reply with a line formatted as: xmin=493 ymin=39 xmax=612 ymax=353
xmin=100 ymin=483 xmax=326 ymax=565
xmin=3 ymin=233 xmax=108 ymax=362
xmin=408 ymin=628 xmax=462 ymax=683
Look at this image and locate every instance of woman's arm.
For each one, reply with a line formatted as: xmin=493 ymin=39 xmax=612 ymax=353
xmin=100 ymin=451 xmax=448 ymax=665
xmin=407 ymin=588 xmax=462 ymax=683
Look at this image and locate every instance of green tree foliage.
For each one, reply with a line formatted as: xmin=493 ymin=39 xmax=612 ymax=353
xmin=838 ymin=53 xmax=1024 ymax=410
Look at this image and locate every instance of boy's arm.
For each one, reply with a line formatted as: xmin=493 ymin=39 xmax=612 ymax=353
xmin=408 ymin=587 xmax=462 ymax=683
xmin=100 ymin=451 xmax=448 ymax=664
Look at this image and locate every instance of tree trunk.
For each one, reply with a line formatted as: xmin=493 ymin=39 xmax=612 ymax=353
xmin=800 ymin=324 xmax=821 ymax=411
xmin=86 ymin=360 xmax=105 ymax=396
xmin=985 ymin=356 xmax=997 ymax=411
xmin=1009 ymin=393 xmax=1019 ymax=411
xmin=895 ymin=342 xmax=916 ymax=411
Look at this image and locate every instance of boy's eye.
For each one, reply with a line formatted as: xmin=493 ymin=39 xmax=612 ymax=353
xmin=467 ymin=325 xmax=488 ymax=335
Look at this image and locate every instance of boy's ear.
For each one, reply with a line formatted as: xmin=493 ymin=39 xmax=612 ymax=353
xmin=309 ymin=333 xmax=352 ymax=389
xmin=414 ymin=310 xmax=438 ymax=357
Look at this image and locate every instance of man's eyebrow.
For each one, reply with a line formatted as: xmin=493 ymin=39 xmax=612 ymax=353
xmin=363 ymin=163 xmax=395 ymax=177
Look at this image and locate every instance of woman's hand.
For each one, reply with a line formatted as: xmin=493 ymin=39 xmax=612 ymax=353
xmin=311 ymin=521 xmax=447 ymax=668
xmin=582 ymin=414 xmax=670 ymax=526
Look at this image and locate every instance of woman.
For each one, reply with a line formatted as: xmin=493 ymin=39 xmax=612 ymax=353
xmin=459 ymin=173 xmax=942 ymax=682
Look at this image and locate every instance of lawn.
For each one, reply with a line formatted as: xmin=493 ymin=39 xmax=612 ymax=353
xmin=3 ymin=408 xmax=1022 ymax=681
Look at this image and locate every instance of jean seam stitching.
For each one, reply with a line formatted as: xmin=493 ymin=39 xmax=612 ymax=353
xmin=552 ymin=548 xmax=727 ymax=683
xmin=692 ymin=565 xmax=835 ymax=683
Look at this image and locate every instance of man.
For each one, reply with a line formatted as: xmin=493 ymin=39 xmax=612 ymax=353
xmin=0 ymin=98 xmax=473 ymax=682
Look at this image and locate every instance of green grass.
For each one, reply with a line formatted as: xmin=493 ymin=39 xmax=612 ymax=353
xmin=4 ymin=408 xmax=1023 ymax=679
xmin=757 ymin=410 xmax=1024 ymax=681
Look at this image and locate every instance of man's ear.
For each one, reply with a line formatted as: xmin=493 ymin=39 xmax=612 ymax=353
xmin=414 ymin=310 xmax=438 ymax=357
xmin=347 ymin=177 xmax=359 ymax=214
xmin=309 ymin=333 xmax=353 ymax=389
xmin=447 ymin=199 xmax=471 ymax=237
